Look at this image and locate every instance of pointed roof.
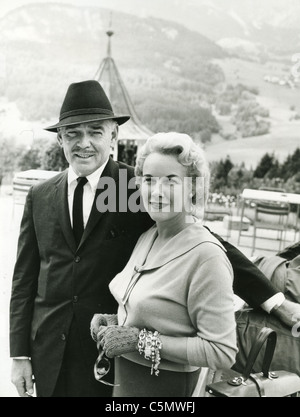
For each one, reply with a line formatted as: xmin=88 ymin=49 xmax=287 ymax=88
xmin=94 ymin=28 xmax=153 ymax=141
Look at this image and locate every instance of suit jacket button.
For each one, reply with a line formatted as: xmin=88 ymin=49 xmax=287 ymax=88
xmin=73 ymin=296 xmax=78 ymax=303
xmin=74 ymin=256 xmax=81 ymax=263
xmin=61 ymin=333 xmax=66 ymax=341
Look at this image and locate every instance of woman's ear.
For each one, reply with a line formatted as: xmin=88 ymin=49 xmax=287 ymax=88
xmin=191 ymin=180 xmax=197 ymax=205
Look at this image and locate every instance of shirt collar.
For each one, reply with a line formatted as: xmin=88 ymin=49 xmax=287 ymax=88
xmin=67 ymin=158 xmax=109 ymax=191
xmin=133 ymin=222 xmax=227 ymax=272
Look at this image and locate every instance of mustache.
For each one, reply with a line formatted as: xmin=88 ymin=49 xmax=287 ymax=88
xmin=72 ymin=148 xmax=95 ymax=153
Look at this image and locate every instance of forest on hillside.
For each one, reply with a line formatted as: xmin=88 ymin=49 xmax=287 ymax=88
xmin=0 ymin=3 xmax=226 ymax=140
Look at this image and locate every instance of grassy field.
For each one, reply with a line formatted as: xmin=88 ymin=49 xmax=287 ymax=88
xmin=205 ymin=57 xmax=300 ymax=168
xmin=205 ymin=125 xmax=300 ymax=168
xmin=213 ymin=57 xmax=300 ymax=110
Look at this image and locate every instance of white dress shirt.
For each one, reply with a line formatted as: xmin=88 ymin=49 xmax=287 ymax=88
xmin=261 ymin=293 xmax=285 ymax=313
xmin=67 ymin=159 xmax=109 ymax=228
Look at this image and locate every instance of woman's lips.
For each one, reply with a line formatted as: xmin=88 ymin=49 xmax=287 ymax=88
xmin=149 ymin=202 xmax=169 ymax=210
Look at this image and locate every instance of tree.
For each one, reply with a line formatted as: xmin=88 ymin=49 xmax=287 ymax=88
xmin=42 ymin=142 xmax=68 ymax=171
xmin=0 ymin=138 xmax=23 ymax=179
xmin=18 ymin=147 xmax=43 ymax=171
xmin=17 ymin=138 xmax=52 ymax=171
xmin=211 ymin=155 xmax=234 ymax=190
xmin=227 ymin=165 xmax=253 ymax=191
xmin=281 ymin=148 xmax=300 ymax=181
xmin=253 ymin=153 xmax=278 ymax=179
xmin=265 ymin=159 xmax=281 ymax=179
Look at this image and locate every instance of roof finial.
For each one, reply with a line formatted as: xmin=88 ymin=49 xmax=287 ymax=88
xmin=106 ymin=12 xmax=114 ymax=57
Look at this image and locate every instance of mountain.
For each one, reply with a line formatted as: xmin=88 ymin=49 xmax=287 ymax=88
xmin=90 ymin=0 xmax=300 ymax=56
xmin=0 ymin=2 xmax=225 ymax=140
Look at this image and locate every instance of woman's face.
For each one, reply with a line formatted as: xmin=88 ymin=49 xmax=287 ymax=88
xmin=141 ymin=152 xmax=192 ymax=223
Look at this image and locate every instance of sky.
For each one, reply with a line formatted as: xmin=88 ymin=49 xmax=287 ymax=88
xmin=0 ymin=0 xmax=294 ymax=17
xmin=0 ymin=0 xmax=88 ymax=18
xmin=1 ymin=0 xmax=297 ymax=28
xmin=0 ymin=0 xmax=153 ymax=20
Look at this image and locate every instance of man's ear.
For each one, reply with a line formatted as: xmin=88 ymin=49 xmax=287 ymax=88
xmin=111 ymin=124 xmax=119 ymax=141
xmin=57 ymin=132 xmax=63 ymax=147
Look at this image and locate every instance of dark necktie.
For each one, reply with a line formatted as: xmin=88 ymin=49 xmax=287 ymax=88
xmin=73 ymin=177 xmax=88 ymax=246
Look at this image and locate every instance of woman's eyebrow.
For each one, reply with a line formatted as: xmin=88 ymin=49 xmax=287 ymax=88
xmin=142 ymin=174 xmax=180 ymax=178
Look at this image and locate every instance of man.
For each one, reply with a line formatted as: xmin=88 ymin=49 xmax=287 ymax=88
xmin=9 ymin=80 xmax=153 ymax=397
xmin=10 ymin=80 xmax=300 ymax=397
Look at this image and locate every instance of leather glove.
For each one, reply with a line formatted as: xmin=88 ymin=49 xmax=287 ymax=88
xmin=96 ymin=325 xmax=140 ymax=358
xmin=90 ymin=313 xmax=118 ymax=342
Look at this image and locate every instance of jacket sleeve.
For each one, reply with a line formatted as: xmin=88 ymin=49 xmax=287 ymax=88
xmin=10 ymin=187 xmax=40 ymax=357
xmin=205 ymin=227 xmax=278 ymax=308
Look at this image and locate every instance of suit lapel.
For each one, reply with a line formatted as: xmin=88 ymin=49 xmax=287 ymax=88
xmin=78 ymin=158 xmax=120 ymax=250
xmin=55 ymin=170 xmax=77 ymax=253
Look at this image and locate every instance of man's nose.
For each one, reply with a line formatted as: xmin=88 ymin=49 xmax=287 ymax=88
xmin=77 ymin=133 xmax=91 ymax=148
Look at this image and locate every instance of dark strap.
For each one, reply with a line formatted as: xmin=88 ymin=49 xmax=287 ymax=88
xmin=276 ymin=240 xmax=300 ymax=260
xmin=243 ymin=327 xmax=277 ymax=379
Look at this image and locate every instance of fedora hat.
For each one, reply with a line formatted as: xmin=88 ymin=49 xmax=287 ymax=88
xmin=45 ymin=80 xmax=130 ymax=132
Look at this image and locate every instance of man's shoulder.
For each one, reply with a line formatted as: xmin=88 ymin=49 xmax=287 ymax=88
xmin=115 ymin=160 xmax=135 ymax=177
xmin=31 ymin=170 xmax=67 ymax=193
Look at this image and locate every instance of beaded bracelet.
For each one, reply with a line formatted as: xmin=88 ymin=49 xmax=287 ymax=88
xmin=138 ymin=328 xmax=162 ymax=376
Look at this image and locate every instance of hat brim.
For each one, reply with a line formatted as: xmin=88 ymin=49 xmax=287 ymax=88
xmin=44 ymin=113 xmax=130 ymax=133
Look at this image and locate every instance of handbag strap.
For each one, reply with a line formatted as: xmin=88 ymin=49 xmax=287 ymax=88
xmin=249 ymin=373 xmax=266 ymax=397
xmin=243 ymin=327 xmax=277 ymax=379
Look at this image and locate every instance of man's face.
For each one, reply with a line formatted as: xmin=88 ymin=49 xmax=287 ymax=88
xmin=58 ymin=120 xmax=118 ymax=176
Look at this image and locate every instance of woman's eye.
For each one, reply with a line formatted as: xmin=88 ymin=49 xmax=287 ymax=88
xmin=143 ymin=177 xmax=153 ymax=184
xmin=164 ymin=178 xmax=178 ymax=185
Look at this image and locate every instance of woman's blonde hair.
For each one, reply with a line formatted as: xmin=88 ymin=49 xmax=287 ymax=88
xmin=135 ymin=132 xmax=210 ymax=215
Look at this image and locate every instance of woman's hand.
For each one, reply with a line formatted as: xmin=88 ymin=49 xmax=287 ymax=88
xmin=90 ymin=313 xmax=118 ymax=341
xmin=96 ymin=325 xmax=140 ymax=358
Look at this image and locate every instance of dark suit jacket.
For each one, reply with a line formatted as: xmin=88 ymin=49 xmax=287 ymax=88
xmin=206 ymin=228 xmax=277 ymax=308
xmin=9 ymin=158 xmax=152 ymax=397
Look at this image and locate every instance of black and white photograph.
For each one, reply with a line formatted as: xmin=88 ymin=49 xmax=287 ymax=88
xmin=1 ymin=0 xmax=300 ymax=399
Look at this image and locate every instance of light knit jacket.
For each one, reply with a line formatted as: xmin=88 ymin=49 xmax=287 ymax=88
xmin=109 ymin=221 xmax=238 ymax=372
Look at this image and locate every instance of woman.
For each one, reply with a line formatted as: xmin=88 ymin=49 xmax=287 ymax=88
xmin=91 ymin=132 xmax=238 ymax=397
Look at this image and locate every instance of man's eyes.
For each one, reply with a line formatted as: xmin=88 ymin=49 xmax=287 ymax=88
xmin=64 ymin=130 xmax=103 ymax=138
xmin=62 ymin=131 xmax=78 ymax=139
